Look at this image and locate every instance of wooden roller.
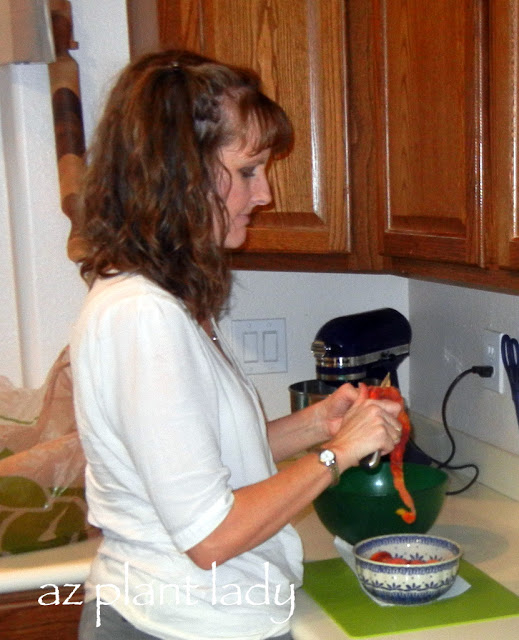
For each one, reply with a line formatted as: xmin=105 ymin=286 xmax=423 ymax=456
xmin=47 ymin=0 xmax=87 ymax=262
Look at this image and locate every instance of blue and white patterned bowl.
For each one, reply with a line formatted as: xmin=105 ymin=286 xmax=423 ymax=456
xmin=352 ymin=534 xmax=462 ymax=605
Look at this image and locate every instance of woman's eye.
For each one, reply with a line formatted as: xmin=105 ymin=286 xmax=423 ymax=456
xmin=239 ymin=167 xmax=256 ymax=179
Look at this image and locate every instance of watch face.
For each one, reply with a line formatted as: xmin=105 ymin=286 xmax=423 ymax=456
xmin=319 ymin=449 xmax=335 ymax=464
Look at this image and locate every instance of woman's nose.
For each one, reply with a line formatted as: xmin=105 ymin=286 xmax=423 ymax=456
xmin=253 ymin=174 xmax=272 ymax=207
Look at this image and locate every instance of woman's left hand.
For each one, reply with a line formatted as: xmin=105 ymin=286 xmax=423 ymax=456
xmin=267 ymin=383 xmax=362 ymax=462
xmin=312 ymin=383 xmax=361 ymax=441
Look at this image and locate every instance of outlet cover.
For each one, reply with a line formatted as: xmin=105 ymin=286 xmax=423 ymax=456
xmin=482 ymin=329 xmax=504 ymax=393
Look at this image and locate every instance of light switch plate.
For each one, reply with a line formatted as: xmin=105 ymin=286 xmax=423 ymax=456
xmin=231 ymin=318 xmax=287 ymax=374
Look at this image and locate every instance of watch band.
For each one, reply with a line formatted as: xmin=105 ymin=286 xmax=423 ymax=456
xmin=316 ymin=448 xmax=340 ymax=486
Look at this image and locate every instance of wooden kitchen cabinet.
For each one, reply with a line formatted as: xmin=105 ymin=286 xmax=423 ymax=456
xmin=349 ymin=0 xmax=487 ymax=267
xmin=154 ymin=0 xmax=385 ymax=272
xmin=0 ymin=585 xmax=83 ymax=639
xmin=348 ymin=0 xmax=519 ymax=291
xmin=491 ymin=0 xmax=519 ymax=272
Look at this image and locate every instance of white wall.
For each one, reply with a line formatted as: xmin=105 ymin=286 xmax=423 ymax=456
xmin=409 ymin=280 xmax=519 ymax=457
xmin=0 ymin=0 xmax=129 ymax=388
xmin=0 ymin=61 xmax=84 ymax=388
xmin=0 ymin=79 xmax=22 ymax=385
xmin=220 ymin=272 xmax=410 ymax=420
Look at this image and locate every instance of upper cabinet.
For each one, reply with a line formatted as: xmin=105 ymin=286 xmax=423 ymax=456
xmin=155 ymin=0 xmax=388 ymax=271
xmin=352 ymin=0 xmax=487 ymax=267
xmin=347 ymin=0 xmax=519 ymax=291
xmin=491 ymin=0 xmax=519 ymax=272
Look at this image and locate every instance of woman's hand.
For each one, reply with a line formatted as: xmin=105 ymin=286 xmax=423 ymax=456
xmin=311 ymin=382 xmax=361 ymax=441
xmin=268 ymin=382 xmax=402 ymax=463
xmin=324 ymin=383 xmax=403 ymax=471
xmin=267 ymin=383 xmax=360 ymax=462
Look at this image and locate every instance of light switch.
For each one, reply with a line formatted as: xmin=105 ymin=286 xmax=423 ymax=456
xmin=231 ymin=318 xmax=287 ymax=374
xmin=263 ymin=331 xmax=278 ymax=362
xmin=242 ymin=331 xmax=259 ymax=363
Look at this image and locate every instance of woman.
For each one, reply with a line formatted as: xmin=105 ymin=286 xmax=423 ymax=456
xmin=71 ymin=50 xmax=402 ymax=640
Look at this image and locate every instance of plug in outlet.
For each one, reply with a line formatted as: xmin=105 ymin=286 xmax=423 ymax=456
xmin=482 ymin=329 xmax=504 ymax=393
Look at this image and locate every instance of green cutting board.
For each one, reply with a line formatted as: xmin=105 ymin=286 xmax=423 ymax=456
xmin=303 ymin=557 xmax=519 ymax=637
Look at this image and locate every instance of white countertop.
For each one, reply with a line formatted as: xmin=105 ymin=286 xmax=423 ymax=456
xmin=292 ymin=482 xmax=519 ymax=639
xmin=1 ymin=481 xmax=518 ymax=638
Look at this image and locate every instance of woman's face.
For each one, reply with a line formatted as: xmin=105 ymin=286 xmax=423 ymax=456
xmin=216 ymin=137 xmax=272 ymax=249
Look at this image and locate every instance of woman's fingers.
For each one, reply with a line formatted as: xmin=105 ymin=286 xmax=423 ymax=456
xmin=328 ymin=399 xmax=403 ymax=469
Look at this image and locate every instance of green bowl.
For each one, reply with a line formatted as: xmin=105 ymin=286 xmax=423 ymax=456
xmin=313 ymin=462 xmax=448 ymax=544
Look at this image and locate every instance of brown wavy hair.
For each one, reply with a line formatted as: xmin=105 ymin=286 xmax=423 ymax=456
xmin=78 ymin=50 xmax=293 ymax=321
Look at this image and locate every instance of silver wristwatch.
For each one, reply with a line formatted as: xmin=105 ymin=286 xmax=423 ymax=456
xmin=317 ymin=448 xmax=340 ymax=486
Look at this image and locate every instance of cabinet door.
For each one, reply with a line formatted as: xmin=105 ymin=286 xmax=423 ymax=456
xmin=158 ymin=0 xmax=352 ymax=259
xmin=492 ymin=0 xmax=519 ymax=270
xmin=351 ymin=0 xmax=488 ymax=267
xmin=0 ymin=586 xmax=83 ymax=639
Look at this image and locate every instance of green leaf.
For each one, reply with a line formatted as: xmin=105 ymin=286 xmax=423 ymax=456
xmin=0 ymin=476 xmax=48 ymax=508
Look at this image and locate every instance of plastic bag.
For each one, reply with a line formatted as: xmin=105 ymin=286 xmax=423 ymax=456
xmin=0 ymin=347 xmax=99 ymax=555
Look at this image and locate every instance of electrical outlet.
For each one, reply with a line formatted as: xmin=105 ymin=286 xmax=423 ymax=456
xmin=482 ymin=329 xmax=504 ymax=393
